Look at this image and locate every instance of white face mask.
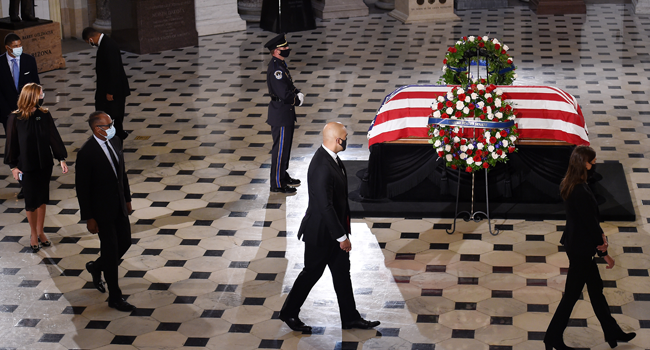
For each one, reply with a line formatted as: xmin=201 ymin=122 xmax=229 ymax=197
xmin=11 ymin=46 xmax=22 ymax=57
xmin=89 ymin=39 xmax=97 ymax=48
xmin=98 ymin=124 xmax=116 ymax=140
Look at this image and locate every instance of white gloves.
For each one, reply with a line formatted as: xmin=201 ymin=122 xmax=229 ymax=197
xmin=297 ymin=92 xmax=304 ymax=106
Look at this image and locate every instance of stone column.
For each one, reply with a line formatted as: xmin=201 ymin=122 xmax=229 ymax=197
xmin=60 ymin=0 xmax=90 ymax=39
xmin=238 ymin=0 xmax=263 ymax=22
xmin=93 ymin=0 xmax=111 ymax=31
xmin=375 ymin=0 xmax=395 ymax=10
xmin=195 ymin=0 xmax=246 ymax=36
xmin=529 ymin=0 xmax=586 ymax=14
xmin=311 ymin=0 xmax=369 ymax=19
xmin=633 ymin=0 xmax=650 ymax=14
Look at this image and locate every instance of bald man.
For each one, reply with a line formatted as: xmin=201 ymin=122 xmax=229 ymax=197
xmin=279 ymin=122 xmax=380 ymax=332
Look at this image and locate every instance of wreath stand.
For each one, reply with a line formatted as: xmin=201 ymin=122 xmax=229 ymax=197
xmin=446 ymin=48 xmax=500 ymax=236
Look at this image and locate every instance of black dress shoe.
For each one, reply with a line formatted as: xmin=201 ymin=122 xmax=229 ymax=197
xmin=607 ymin=332 xmax=636 ymax=348
xmin=108 ymin=298 xmax=135 ymax=312
xmin=287 ymin=177 xmax=301 ymax=187
xmin=17 ymin=189 xmax=24 ymax=199
xmin=86 ymin=261 xmax=106 ymax=293
xmin=280 ymin=316 xmax=312 ymax=332
xmin=342 ymin=318 xmax=381 ymax=329
xmin=270 ymin=186 xmax=297 ymax=194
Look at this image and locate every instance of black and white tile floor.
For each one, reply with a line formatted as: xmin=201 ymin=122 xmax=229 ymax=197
xmin=1 ymin=2 xmax=650 ymax=349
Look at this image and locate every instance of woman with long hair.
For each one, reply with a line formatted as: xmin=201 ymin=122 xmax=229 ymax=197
xmin=4 ymin=83 xmax=68 ymax=252
xmin=544 ymin=146 xmax=635 ymax=349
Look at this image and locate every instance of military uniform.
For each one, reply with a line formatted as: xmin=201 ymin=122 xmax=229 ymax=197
xmin=265 ymin=33 xmax=302 ymax=192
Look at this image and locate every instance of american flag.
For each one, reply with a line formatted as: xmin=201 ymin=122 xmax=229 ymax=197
xmin=367 ymin=85 xmax=589 ymax=147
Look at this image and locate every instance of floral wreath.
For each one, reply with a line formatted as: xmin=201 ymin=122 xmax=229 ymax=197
xmin=428 ymin=81 xmax=520 ymax=173
xmin=438 ymin=35 xmax=517 ymax=87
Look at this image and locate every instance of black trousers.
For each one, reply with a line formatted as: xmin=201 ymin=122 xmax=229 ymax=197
xmin=270 ymin=124 xmax=294 ymax=189
xmin=280 ymin=241 xmax=361 ymax=323
xmin=96 ymin=215 xmax=132 ymax=302
xmin=545 ymin=256 xmax=622 ymax=344
xmin=96 ymin=95 xmax=127 ymax=139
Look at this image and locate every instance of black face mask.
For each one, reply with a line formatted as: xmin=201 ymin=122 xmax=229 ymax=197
xmin=279 ymin=48 xmax=291 ymax=58
xmin=339 ymin=138 xmax=347 ymax=152
xmin=587 ymin=163 xmax=597 ymax=177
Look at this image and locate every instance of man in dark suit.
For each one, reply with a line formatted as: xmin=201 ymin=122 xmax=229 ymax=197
xmin=0 ymin=33 xmax=40 ymax=133
xmin=75 ymin=111 xmax=135 ymax=312
xmin=82 ymin=27 xmax=131 ymax=140
xmin=279 ymin=122 xmax=380 ymax=332
xmin=264 ymin=33 xmax=303 ymax=194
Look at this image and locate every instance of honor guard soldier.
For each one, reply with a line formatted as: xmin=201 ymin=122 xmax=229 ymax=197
xmin=265 ymin=33 xmax=303 ymax=194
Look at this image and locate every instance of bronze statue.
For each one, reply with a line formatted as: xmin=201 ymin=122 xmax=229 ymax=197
xmin=10 ymin=0 xmax=38 ymax=22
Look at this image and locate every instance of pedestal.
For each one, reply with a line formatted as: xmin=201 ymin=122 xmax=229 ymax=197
xmin=529 ymin=0 xmax=586 ymax=15
xmin=238 ymin=0 xmax=263 ymax=22
xmin=195 ymin=0 xmax=245 ymax=36
xmin=311 ymin=0 xmax=369 ymax=19
xmin=456 ymin=0 xmax=508 ymax=10
xmin=93 ymin=0 xmax=111 ymax=31
xmin=260 ymin=0 xmax=316 ymax=33
xmin=0 ymin=21 xmax=65 ymax=72
xmin=633 ymin=0 xmax=650 ymax=14
xmin=375 ymin=0 xmax=395 ymax=10
xmin=110 ymin=0 xmax=199 ymax=54
xmin=390 ymin=0 xmax=459 ymax=23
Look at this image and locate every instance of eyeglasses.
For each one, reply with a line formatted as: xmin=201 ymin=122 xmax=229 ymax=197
xmin=95 ymin=121 xmax=114 ymax=129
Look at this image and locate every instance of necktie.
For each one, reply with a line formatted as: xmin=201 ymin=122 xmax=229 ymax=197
xmin=105 ymin=141 xmax=119 ymax=176
xmin=336 ymin=156 xmax=345 ymax=175
xmin=11 ymin=58 xmax=19 ymax=90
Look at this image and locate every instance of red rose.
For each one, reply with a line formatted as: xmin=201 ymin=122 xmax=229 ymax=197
xmin=481 ymin=78 xmax=486 ymax=84
xmin=443 ymin=58 xmax=448 ymax=64
xmin=500 ymin=130 xmax=508 ymax=137
xmin=506 ymin=105 xmax=512 ymax=111
xmin=487 ymin=97 xmax=493 ymax=103
xmin=497 ymin=149 xmax=503 ymax=155
xmin=490 ymin=84 xmax=497 ymax=90
xmin=477 ymin=36 xmax=482 ymax=41
xmin=483 ymin=162 xmax=490 ymax=169
xmin=443 ymin=137 xmax=449 ymax=143
xmin=451 ymin=47 xmax=458 ymax=53
xmin=466 ymin=166 xmax=473 ymax=173
xmin=501 ymin=49 xmax=506 ymax=54
xmin=439 ymin=130 xmax=445 ymax=136
xmin=451 ymin=164 xmax=457 ymax=169
xmin=458 ymin=94 xmax=466 ymax=101
xmin=466 ymin=149 xmax=473 ymax=156
xmin=479 ymin=115 xmax=486 ymax=120
xmin=482 ymin=107 xmax=488 ymax=113
xmin=454 ymin=143 xmax=460 ymax=148
xmin=471 ymin=84 xmax=477 ymax=90
xmin=508 ymin=146 xmax=515 ymax=153
xmin=499 ymin=107 xmax=505 ymax=113
xmin=476 ymin=150 xmax=482 ymax=156
xmin=438 ymin=102 xmax=444 ymax=110
xmin=451 ymin=132 xmax=456 ymax=137
xmin=446 ymin=101 xmax=453 ymax=107
xmin=460 ymin=139 xmax=466 ymax=145
xmin=463 ymin=36 xmax=468 ymax=41
xmin=454 ymin=111 xmax=461 ymax=118
xmin=490 ymin=136 xmax=497 ymax=144
xmin=468 ymin=104 xmax=475 ymax=110
xmin=479 ymin=90 xmax=485 ymax=95
xmin=441 ymin=113 xmax=448 ymax=119
xmin=479 ymin=42 xmax=485 ymax=48
xmin=473 ymin=155 xmax=481 ymax=162
xmin=438 ymin=151 xmax=444 ymax=157
xmin=467 ymin=89 xmax=473 ymax=95
xmin=494 ymin=43 xmax=500 ymax=50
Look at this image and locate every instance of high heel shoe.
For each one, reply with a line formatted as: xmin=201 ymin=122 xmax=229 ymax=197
xmin=606 ymin=332 xmax=636 ymax=348
xmin=38 ymin=237 xmax=51 ymax=247
xmin=544 ymin=341 xmax=575 ymax=350
xmin=30 ymin=244 xmax=40 ymax=252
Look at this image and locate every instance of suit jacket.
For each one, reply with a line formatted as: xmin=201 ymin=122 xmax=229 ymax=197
xmin=95 ymin=35 xmax=130 ymax=101
xmin=0 ymin=53 xmax=40 ymax=124
xmin=266 ymin=57 xmax=299 ymax=127
xmin=75 ymin=136 xmax=131 ymax=223
xmin=298 ymin=146 xmax=351 ymax=246
xmin=4 ymin=110 xmax=67 ymax=171
xmin=560 ymin=183 xmax=606 ymax=260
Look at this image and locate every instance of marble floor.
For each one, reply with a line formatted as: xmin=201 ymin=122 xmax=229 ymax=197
xmin=1 ymin=2 xmax=650 ymax=350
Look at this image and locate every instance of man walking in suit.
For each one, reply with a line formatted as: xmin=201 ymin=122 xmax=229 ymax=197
xmin=264 ymin=33 xmax=303 ymax=194
xmin=0 ymin=33 xmax=40 ymax=133
xmin=82 ymin=27 xmax=131 ymax=140
xmin=75 ymin=111 xmax=135 ymax=312
xmin=279 ymin=122 xmax=380 ymax=332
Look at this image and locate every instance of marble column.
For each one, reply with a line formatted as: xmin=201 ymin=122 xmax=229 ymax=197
xmin=633 ymin=0 xmax=650 ymax=14
xmin=93 ymin=0 xmax=111 ymax=31
xmin=60 ymin=0 xmax=90 ymax=39
xmin=375 ymin=0 xmax=395 ymax=10
xmin=238 ymin=0 xmax=263 ymax=22
xmin=195 ymin=0 xmax=246 ymax=36
xmin=311 ymin=0 xmax=369 ymax=19
xmin=529 ymin=0 xmax=586 ymax=15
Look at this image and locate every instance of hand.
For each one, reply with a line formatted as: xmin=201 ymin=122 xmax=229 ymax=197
xmin=126 ymin=202 xmax=132 ymax=215
xmin=87 ymin=218 xmax=99 ymax=234
xmin=604 ymin=255 xmax=615 ymax=269
xmin=297 ymin=92 xmax=304 ymax=106
xmin=60 ymin=161 xmax=68 ymax=174
xmin=340 ymin=238 xmax=351 ymax=252
xmin=597 ymin=234 xmax=608 ymax=252
xmin=106 ymin=93 xmax=114 ymax=101
xmin=11 ymin=167 xmax=22 ymax=181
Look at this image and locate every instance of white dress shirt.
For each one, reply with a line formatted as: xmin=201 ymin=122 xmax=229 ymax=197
xmin=94 ymin=134 xmax=118 ymax=176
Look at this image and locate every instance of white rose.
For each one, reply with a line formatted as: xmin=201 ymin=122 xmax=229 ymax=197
xmin=457 ymin=88 xmax=465 ymax=95
xmin=453 ymin=136 xmax=460 ymax=143
xmin=509 ymin=116 xmax=516 ymax=120
xmin=471 ymin=93 xmax=478 ymax=100
xmin=495 ymin=99 xmax=502 ymax=107
xmin=501 ymin=152 xmax=507 ymax=159
xmin=446 ymin=154 xmax=453 ymax=162
xmin=486 ymin=106 xmax=492 ymax=114
xmin=463 ymin=107 xmax=469 ymax=114
xmin=502 ymin=140 xmax=509 ymax=147
xmin=488 ymin=113 xmax=494 ymax=121
xmin=453 ymin=127 xmax=460 ymax=133
xmin=446 ymin=107 xmax=454 ymax=115
xmin=472 ymin=78 xmax=478 ymax=83
xmin=456 ymin=101 xmax=464 ymax=110
xmin=442 ymin=66 xmax=447 ymax=72
xmin=465 ymin=96 xmax=470 ymax=103
xmin=509 ymin=135 xmax=516 ymax=142
xmin=456 ymin=40 xmax=462 ymax=45
xmin=445 ymin=144 xmax=452 ymax=152
xmin=477 ymin=84 xmax=485 ymax=91
xmin=438 ymin=96 xmax=445 ymax=102
xmin=434 ymin=140 xmax=441 ymax=147
xmin=468 ymin=144 xmax=475 ymax=150
xmin=451 ymin=116 xmax=457 ymax=119
xmin=492 ymin=152 xmax=498 ymax=159
xmin=513 ymin=73 xmax=518 ymax=79
xmin=434 ymin=129 xmax=440 ymax=137
xmin=492 ymin=38 xmax=499 ymax=45
xmin=496 ymin=89 xmax=503 ymax=96
xmin=477 ymin=143 xmax=484 ymax=150
xmin=447 ymin=92 xmax=454 ymax=100
xmin=475 ymin=161 xmax=482 ymax=167
xmin=467 ymin=157 xmax=474 ymax=165
xmin=460 ymin=153 xmax=467 ymax=159
xmin=469 ymin=36 xmax=475 ymax=42
xmin=484 ymin=131 xmax=491 ymax=139
xmin=503 ymin=45 xmax=509 ymax=51
xmin=460 ymin=145 xmax=468 ymax=152
xmin=477 ymin=101 xmax=484 ymax=108
xmin=495 ymin=112 xmax=503 ymax=119
xmin=496 ymin=133 xmax=501 ymax=139
xmin=485 ymin=93 xmax=492 ymax=99
xmin=482 ymin=35 xmax=489 ymax=41
xmin=488 ymin=145 xmax=495 ymax=152
xmin=433 ymin=110 xmax=441 ymax=118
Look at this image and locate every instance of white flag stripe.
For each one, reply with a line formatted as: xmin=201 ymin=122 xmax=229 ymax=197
xmin=368 ymin=116 xmax=430 ymax=139
xmin=518 ymin=118 xmax=589 ymax=141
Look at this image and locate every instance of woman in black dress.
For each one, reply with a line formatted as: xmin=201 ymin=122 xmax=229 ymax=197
xmin=4 ymin=83 xmax=68 ymax=252
xmin=544 ymin=146 xmax=635 ymax=350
